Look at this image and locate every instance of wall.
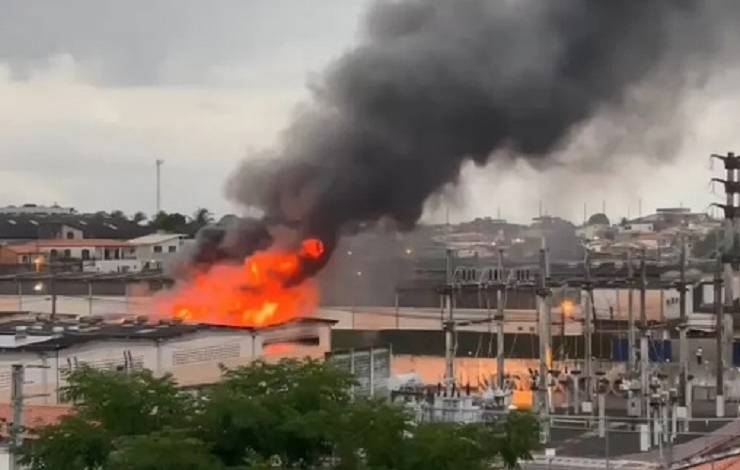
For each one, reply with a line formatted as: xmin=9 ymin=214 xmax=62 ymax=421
xmin=592 ymin=287 xmax=683 ymax=320
xmin=82 ymin=259 xmax=143 ymax=273
xmin=0 ymin=322 xmax=332 ymax=403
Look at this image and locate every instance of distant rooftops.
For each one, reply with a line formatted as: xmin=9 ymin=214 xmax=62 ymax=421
xmin=0 ymin=203 xmax=76 ymax=215
xmin=0 ymin=213 xmax=154 ymax=241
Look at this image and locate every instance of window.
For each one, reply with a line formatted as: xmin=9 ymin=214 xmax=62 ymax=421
xmin=50 ymin=249 xmax=58 ymax=259
xmin=81 ymin=249 xmax=90 ymax=260
xmin=63 ymin=249 xmax=71 ymax=258
xmin=153 ymin=246 xmax=163 ymax=253
xmin=168 ymin=246 xmax=177 ymax=253
xmin=66 ymin=232 xmax=74 ymax=239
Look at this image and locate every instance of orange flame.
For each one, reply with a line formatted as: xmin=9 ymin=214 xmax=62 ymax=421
xmin=162 ymin=238 xmax=324 ymax=328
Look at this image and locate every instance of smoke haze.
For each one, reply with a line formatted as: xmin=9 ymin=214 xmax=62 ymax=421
xmin=222 ymin=0 xmax=737 ymax=271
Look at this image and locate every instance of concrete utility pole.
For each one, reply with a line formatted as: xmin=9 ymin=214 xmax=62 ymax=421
xmin=639 ymin=248 xmax=649 ymax=416
xmin=583 ymin=249 xmax=593 ymax=408
xmin=537 ymin=248 xmax=551 ymax=442
xmin=710 ymin=151 xmax=740 ymax=417
xmin=714 ymin=257 xmax=725 ymax=417
xmin=9 ymin=365 xmax=23 ymax=470
xmin=639 ymin=248 xmax=647 ymax=328
xmin=677 ymin=240 xmax=690 ymax=431
xmin=443 ymin=249 xmax=455 ymax=392
xmin=155 ymin=158 xmax=164 ymax=214
xmin=627 ymin=250 xmax=636 ymax=368
xmin=496 ymin=249 xmax=506 ymax=390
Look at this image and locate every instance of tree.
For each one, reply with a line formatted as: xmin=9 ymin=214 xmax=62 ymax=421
xmin=110 ymin=210 xmax=127 ymax=220
xmin=21 ymin=360 xmax=539 ymax=470
xmin=20 ymin=367 xmax=192 ymax=470
xmin=150 ymin=211 xmax=188 ymax=232
xmin=193 ymin=208 xmax=214 ymax=226
xmin=106 ymin=431 xmax=222 ymax=470
xmin=132 ymin=212 xmax=148 ymax=224
xmin=692 ymin=228 xmax=723 ymax=258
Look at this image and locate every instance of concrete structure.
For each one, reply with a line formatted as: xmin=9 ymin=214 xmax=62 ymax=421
xmin=128 ymin=233 xmax=187 ymax=270
xmin=0 ymin=317 xmax=334 ymax=404
xmin=0 ymin=239 xmax=133 ymax=265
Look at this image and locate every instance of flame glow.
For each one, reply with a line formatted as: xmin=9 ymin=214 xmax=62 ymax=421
xmin=162 ymin=239 xmax=324 ymax=328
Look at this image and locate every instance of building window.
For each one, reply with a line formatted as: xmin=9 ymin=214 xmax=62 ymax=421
xmin=168 ymin=246 xmax=177 ymax=253
xmin=81 ymin=249 xmax=90 ymax=260
xmin=50 ymin=249 xmax=58 ymax=259
xmin=63 ymin=249 xmax=71 ymax=258
xmin=153 ymin=246 xmax=163 ymax=254
xmin=66 ymin=231 xmax=74 ymax=239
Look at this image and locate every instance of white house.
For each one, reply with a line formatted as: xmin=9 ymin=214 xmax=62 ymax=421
xmin=128 ymin=233 xmax=188 ymax=270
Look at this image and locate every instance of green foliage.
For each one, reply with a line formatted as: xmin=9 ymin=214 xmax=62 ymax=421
xmin=149 ymin=211 xmax=188 ymax=232
xmin=20 ymin=415 xmax=112 ymax=470
xmin=196 ymin=359 xmax=356 ymax=467
xmin=132 ymin=211 xmax=148 ymax=224
xmin=692 ymin=228 xmax=723 ymax=258
xmin=21 ymin=360 xmax=539 ymax=470
xmin=192 ymin=208 xmax=214 ymax=226
xmin=106 ymin=431 xmax=223 ymax=470
xmin=61 ymin=367 xmax=192 ymax=436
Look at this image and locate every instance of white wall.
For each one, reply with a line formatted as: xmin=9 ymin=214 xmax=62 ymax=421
xmin=592 ymin=287 xmax=683 ymax=320
xmin=82 ymin=259 xmax=143 ymax=273
xmin=0 ymin=322 xmax=332 ymax=403
xmin=0 ymin=294 xmax=155 ymax=317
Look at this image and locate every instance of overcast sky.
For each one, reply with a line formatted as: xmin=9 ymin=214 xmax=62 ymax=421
xmin=2 ymin=0 xmax=739 ymax=225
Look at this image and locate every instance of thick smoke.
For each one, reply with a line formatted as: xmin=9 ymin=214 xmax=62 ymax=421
xmin=216 ymin=0 xmax=734 ymax=276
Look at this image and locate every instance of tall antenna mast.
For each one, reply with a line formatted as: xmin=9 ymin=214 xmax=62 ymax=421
xmin=155 ymin=159 xmax=164 ymax=214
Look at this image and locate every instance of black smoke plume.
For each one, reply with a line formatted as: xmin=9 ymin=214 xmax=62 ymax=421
xmin=212 ymin=0 xmax=734 ymax=278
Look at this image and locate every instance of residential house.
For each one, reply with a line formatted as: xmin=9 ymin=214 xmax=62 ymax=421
xmin=128 ymin=233 xmax=188 ymax=270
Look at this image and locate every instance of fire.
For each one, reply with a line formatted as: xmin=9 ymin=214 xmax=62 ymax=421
xmin=163 ymin=238 xmax=324 ymax=328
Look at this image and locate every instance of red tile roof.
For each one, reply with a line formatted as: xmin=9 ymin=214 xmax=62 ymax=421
xmin=0 ymin=403 xmax=70 ymax=432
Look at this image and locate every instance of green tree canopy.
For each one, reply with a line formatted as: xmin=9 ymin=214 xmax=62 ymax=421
xmin=149 ymin=211 xmax=188 ymax=232
xmin=21 ymin=359 xmax=539 ymax=470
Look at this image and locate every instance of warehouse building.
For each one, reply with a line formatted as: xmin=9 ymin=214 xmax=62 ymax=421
xmin=0 ymin=316 xmax=335 ymax=404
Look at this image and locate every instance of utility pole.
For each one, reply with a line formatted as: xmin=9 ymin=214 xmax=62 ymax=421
xmin=9 ymin=364 xmax=49 ymax=470
xmin=50 ymin=271 xmax=57 ymax=319
xmin=639 ymin=248 xmax=649 ymax=418
xmin=443 ymin=249 xmax=455 ymax=393
xmin=155 ymin=158 xmax=164 ymax=214
xmin=9 ymin=365 xmax=23 ymax=470
xmin=714 ymin=256 xmax=725 ymax=417
xmin=496 ymin=249 xmax=506 ymax=390
xmin=677 ymin=239 xmax=690 ymax=431
xmin=583 ymin=249 xmax=593 ymax=408
xmin=640 ymin=248 xmax=647 ymax=328
xmin=537 ymin=248 xmax=551 ymax=442
xmin=710 ymin=151 xmax=740 ymax=417
xmin=627 ymin=250 xmax=636 ymax=368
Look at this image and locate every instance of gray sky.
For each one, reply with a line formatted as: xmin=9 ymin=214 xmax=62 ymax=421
xmin=1 ymin=0 xmax=738 ymax=225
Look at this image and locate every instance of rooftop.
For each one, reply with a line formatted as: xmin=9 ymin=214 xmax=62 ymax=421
xmin=128 ymin=233 xmax=187 ymax=246
xmin=0 ymin=316 xmax=336 ymax=352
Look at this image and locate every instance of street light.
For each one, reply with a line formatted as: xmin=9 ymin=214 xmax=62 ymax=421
xmin=33 ymin=282 xmax=44 ymax=292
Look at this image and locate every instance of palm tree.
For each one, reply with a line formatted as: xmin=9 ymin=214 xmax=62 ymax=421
xmin=132 ymin=212 xmax=148 ymax=224
xmin=193 ymin=208 xmax=214 ymax=226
